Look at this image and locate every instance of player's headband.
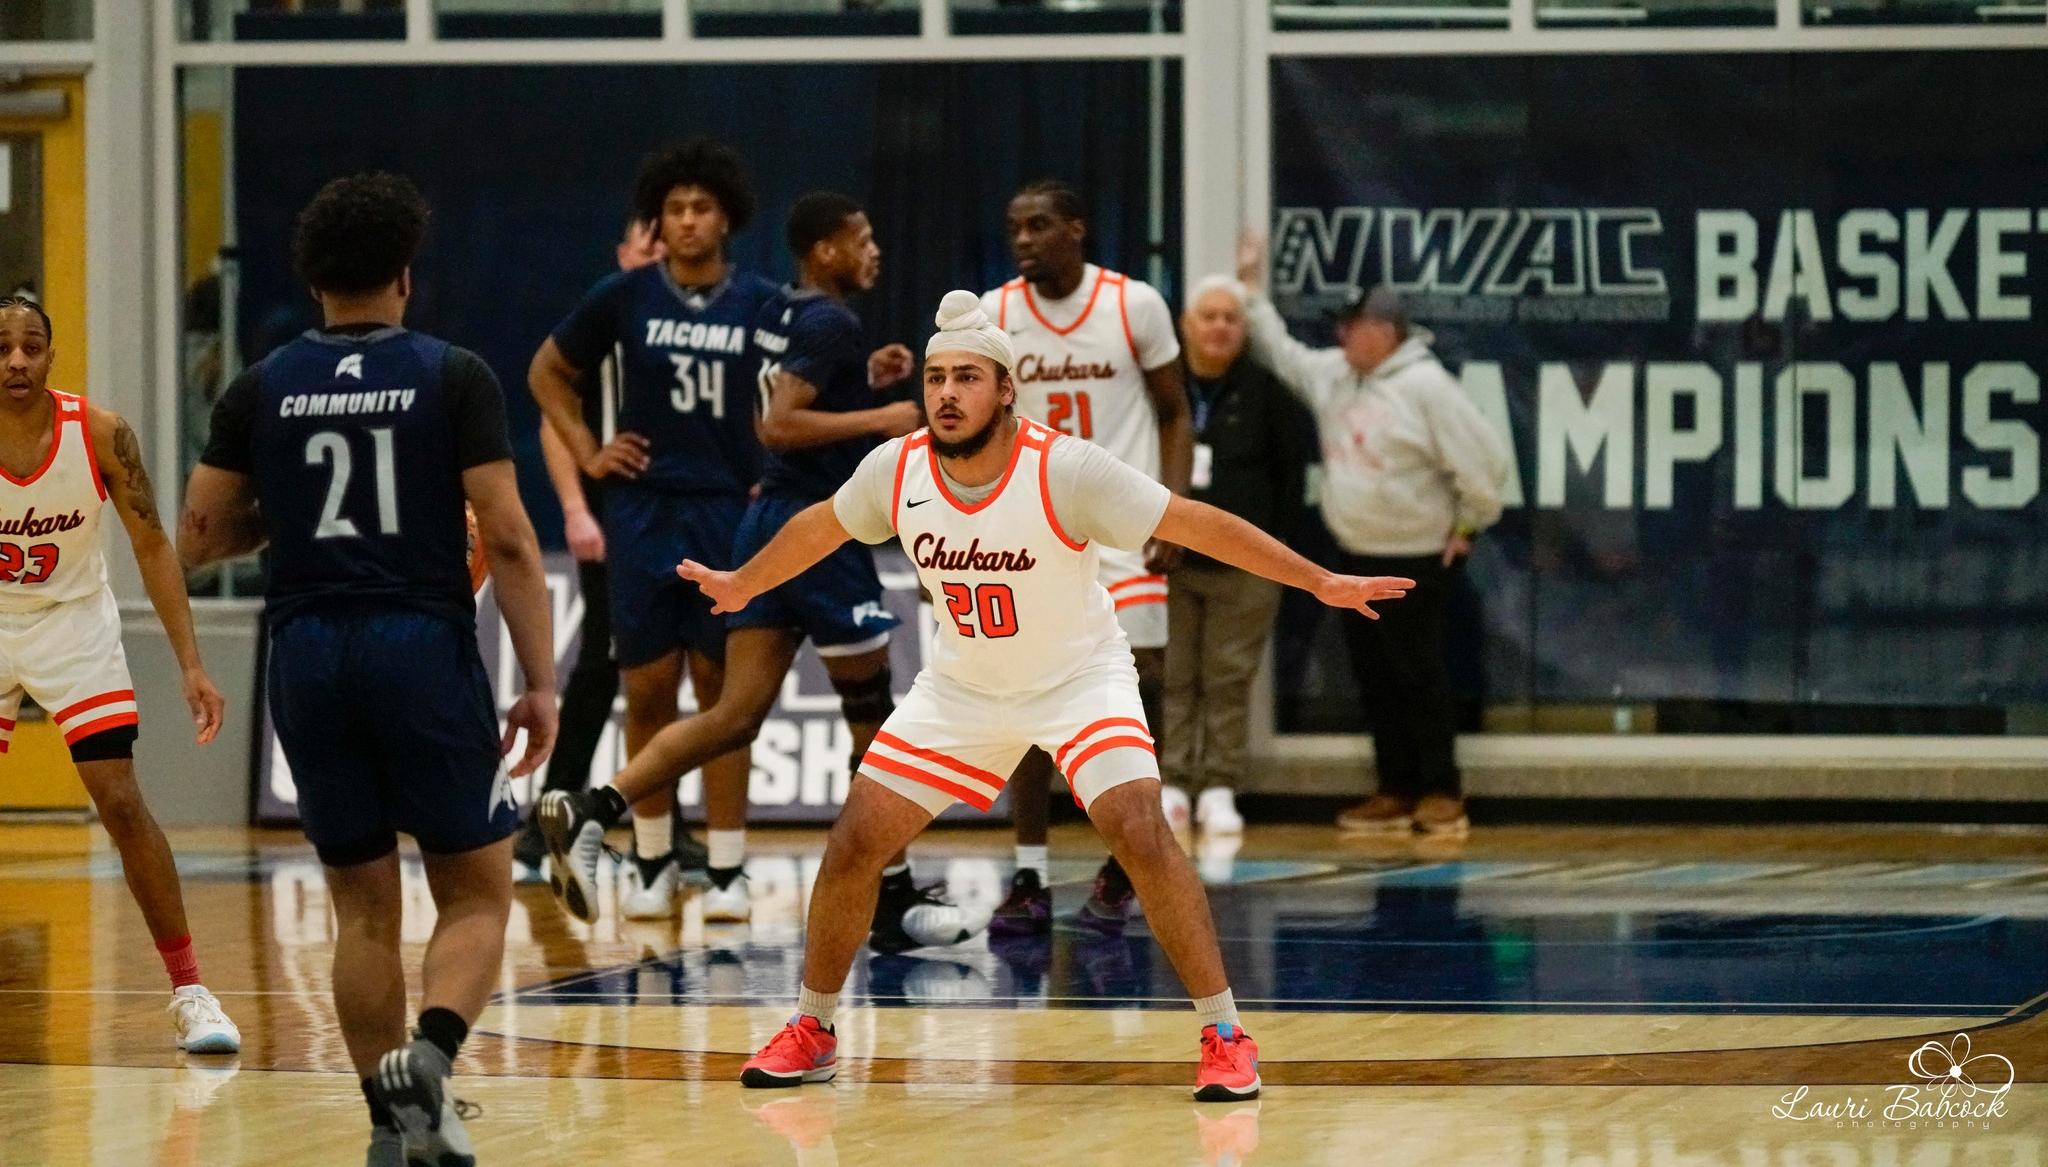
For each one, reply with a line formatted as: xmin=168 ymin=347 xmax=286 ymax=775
xmin=924 ymin=289 xmax=1014 ymax=374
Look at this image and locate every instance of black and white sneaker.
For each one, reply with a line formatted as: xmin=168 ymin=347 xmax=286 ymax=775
xmin=537 ymin=790 xmax=606 ymax=924
xmin=372 ymin=1042 xmax=474 ymax=1167
xmin=869 ymin=880 xmax=990 ymax=955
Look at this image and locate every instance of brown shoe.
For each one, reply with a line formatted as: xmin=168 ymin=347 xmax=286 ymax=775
xmin=1413 ymin=795 xmax=1470 ymax=838
xmin=1336 ymin=794 xmax=1415 ymax=834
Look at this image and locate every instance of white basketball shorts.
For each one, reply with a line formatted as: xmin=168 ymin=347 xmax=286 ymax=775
xmin=0 ymin=587 xmax=138 ymax=756
xmin=861 ymin=649 xmax=1159 ymax=816
xmin=1099 ymin=545 xmax=1167 ymax=651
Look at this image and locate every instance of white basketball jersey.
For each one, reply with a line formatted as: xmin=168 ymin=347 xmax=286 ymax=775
xmin=0 ymin=391 xmax=110 ymax=613
xmin=890 ymin=420 xmax=1123 ymax=694
xmin=985 ymin=266 xmax=1161 ymax=483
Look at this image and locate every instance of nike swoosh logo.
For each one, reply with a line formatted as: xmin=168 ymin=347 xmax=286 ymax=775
xmin=906 ymin=498 xmax=930 ymax=508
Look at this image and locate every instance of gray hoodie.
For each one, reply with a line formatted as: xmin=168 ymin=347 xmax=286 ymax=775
xmin=1246 ymin=294 xmax=1511 ymax=557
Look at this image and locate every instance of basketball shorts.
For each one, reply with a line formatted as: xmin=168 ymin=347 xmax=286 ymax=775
xmin=1100 ymin=545 xmax=1168 ymax=650
xmin=268 ymin=607 xmax=516 ymax=867
xmin=603 ymin=484 xmax=747 ymax=669
xmin=861 ymin=648 xmax=1158 ymax=816
xmin=0 ymin=587 xmax=138 ymax=756
xmin=728 ymin=494 xmax=899 ymax=656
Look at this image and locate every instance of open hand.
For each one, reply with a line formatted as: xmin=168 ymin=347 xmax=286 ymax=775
xmin=500 ymin=689 xmax=558 ymax=778
xmin=182 ymin=666 xmax=225 ymax=746
xmin=678 ymin=558 xmax=752 ymax=614
xmin=1237 ymin=231 xmax=1268 ymax=291
xmin=868 ymin=343 xmax=916 ymax=389
xmin=1313 ymin=573 xmax=1414 ymax=619
xmin=582 ymin=432 xmax=650 ymax=480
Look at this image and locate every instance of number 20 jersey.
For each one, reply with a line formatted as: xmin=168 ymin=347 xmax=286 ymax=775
xmin=245 ymin=328 xmax=477 ymax=628
xmin=886 ymin=420 xmax=1123 ymax=696
xmin=0 ymin=390 xmax=110 ymax=613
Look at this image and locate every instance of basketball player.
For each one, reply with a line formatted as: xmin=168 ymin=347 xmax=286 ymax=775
xmin=529 ymin=138 xmax=776 ymax=922
xmin=512 ymin=217 xmax=686 ymax=883
xmin=540 ymin=193 xmax=987 ymax=951
xmin=0 ymin=296 xmax=240 ymax=1056
xmin=709 ymin=291 xmax=1410 ymax=1098
xmin=180 ymin=174 xmax=558 ymax=1167
xmin=981 ymin=181 xmax=1193 ymax=936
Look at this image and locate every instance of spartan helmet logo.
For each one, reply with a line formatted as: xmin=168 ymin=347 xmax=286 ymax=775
xmin=335 ymin=353 xmax=365 ymax=380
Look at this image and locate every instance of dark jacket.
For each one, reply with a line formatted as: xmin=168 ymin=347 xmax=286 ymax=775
xmin=1181 ymin=353 xmax=1318 ymax=568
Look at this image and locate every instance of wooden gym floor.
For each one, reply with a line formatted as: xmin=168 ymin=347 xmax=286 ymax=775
xmin=2 ymin=820 xmax=2045 ymax=1165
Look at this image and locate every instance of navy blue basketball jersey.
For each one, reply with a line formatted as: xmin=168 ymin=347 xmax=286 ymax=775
xmin=550 ymin=264 xmax=776 ymax=496
xmin=751 ymin=288 xmax=877 ymax=501
xmin=204 ymin=326 xmax=512 ymax=629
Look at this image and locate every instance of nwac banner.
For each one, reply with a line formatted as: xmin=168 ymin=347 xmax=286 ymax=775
xmin=1268 ymin=52 xmax=2048 ymax=711
xmin=254 ymin=546 xmax=938 ymax=825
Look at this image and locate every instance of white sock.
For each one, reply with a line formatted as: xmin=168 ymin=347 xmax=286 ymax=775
xmin=708 ymin=829 xmax=746 ymax=871
xmin=797 ymin=984 xmax=838 ymax=1029
xmin=1016 ymin=844 xmax=1048 ymax=880
xmin=633 ymin=811 xmax=672 ymax=861
xmin=1194 ymin=988 xmax=1241 ymax=1031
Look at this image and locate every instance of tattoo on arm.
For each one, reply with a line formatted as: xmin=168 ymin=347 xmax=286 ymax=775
xmin=110 ymin=417 xmax=163 ymax=530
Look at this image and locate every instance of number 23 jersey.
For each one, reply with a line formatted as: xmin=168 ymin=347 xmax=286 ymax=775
xmin=200 ymin=326 xmax=514 ymax=629
xmin=833 ymin=420 xmax=1170 ymax=695
xmin=0 ymin=391 xmax=109 ymax=612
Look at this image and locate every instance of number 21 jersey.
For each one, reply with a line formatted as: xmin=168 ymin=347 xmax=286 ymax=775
xmin=201 ymin=326 xmax=514 ymax=629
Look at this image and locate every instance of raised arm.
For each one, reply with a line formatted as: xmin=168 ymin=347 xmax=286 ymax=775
xmin=678 ymin=499 xmax=851 ymax=614
xmin=1236 ymin=232 xmax=1333 ymax=405
xmin=94 ymin=406 xmax=225 ymax=744
xmin=1152 ymin=494 xmax=1412 ymax=618
xmin=464 ymin=459 xmax=557 ymax=777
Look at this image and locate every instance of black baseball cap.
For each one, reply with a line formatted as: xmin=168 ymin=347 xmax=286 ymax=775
xmin=1335 ymin=285 xmax=1409 ymax=329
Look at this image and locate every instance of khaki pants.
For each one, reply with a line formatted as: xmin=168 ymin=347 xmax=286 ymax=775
xmin=1161 ymin=561 xmax=1284 ymax=794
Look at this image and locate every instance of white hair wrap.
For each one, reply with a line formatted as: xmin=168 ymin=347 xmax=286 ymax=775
xmin=924 ymin=289 xmax=1015 ymax=372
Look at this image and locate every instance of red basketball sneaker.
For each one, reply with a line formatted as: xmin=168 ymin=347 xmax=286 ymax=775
xmin=741 ymin=1015 xmax=839 ymax=1089
xmin=1194 ymin=1023 xmax=1261 ymax=1101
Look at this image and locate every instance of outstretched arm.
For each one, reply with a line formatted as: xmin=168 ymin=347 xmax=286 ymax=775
xmin=94 ymin=406 xmax=225 ymax=744
xmin=1151 ymin=494 xmax=1412 ymax=618
xmin=679 ymin=499 xmax=851 ymax=614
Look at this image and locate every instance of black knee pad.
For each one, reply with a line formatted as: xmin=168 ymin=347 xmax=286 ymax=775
xmin=831 ymin=665 xmax=895 ymax=725
xmin=68 ymin=723 xmax=138 ymax=763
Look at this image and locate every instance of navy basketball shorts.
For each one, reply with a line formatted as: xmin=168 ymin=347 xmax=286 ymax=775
xmin=268 ymin=608 xmax=516 ymax=867
xmin=602 ymin=485 xmax=748 ymax=669
xmin=728 ymin=494 xmax=900 ymax=656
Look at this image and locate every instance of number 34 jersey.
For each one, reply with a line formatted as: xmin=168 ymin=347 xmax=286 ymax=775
xmin=0 ymin=391 xmax=110 ymax=613
xmin=837 ymin=420 xmax=1170 ymax=696
xmin=200 ymin=326 xmax=515 ymax=629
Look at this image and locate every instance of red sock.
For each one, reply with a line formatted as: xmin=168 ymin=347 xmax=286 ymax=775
xmin=157 ymin=935 xmax=202 ymax=989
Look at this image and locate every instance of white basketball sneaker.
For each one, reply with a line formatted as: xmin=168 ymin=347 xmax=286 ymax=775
xmin=701 ymin=873 xmax=752 ymax=923
xmin=1160 ymin=784 xmax=1193 ymax=831
xmin=1195 ymin=788 xmax=1244 ymax=836
xmin=621 ymin=854 xmax=681 ymax=920
xmin=169 ymin=985 xmax=240 ymax=1054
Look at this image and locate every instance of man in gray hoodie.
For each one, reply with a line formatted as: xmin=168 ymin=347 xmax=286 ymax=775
xmin=1238 ymin=237 xmax=1511 ymax=837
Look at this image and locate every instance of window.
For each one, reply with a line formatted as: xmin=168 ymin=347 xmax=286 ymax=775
xmin=1 ymin=0 xmax=91 ymax=40
xmin=1804 ymin=0 xmax=2046 ymax=23
xmin=436 ymin=0 xmax=663 ymax=39
xmin=691 ymin=0 xmax=921 ymax=37
xmin=1536 ymin=0 xmax=1775 ymax=26
xmin=182 ymin=0 xmax=405 ymax=42
xmin=1273 ymin=0 xmax=1508 ymax=31
xmin=951 ymin=0 xmax=1182 ymax=36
